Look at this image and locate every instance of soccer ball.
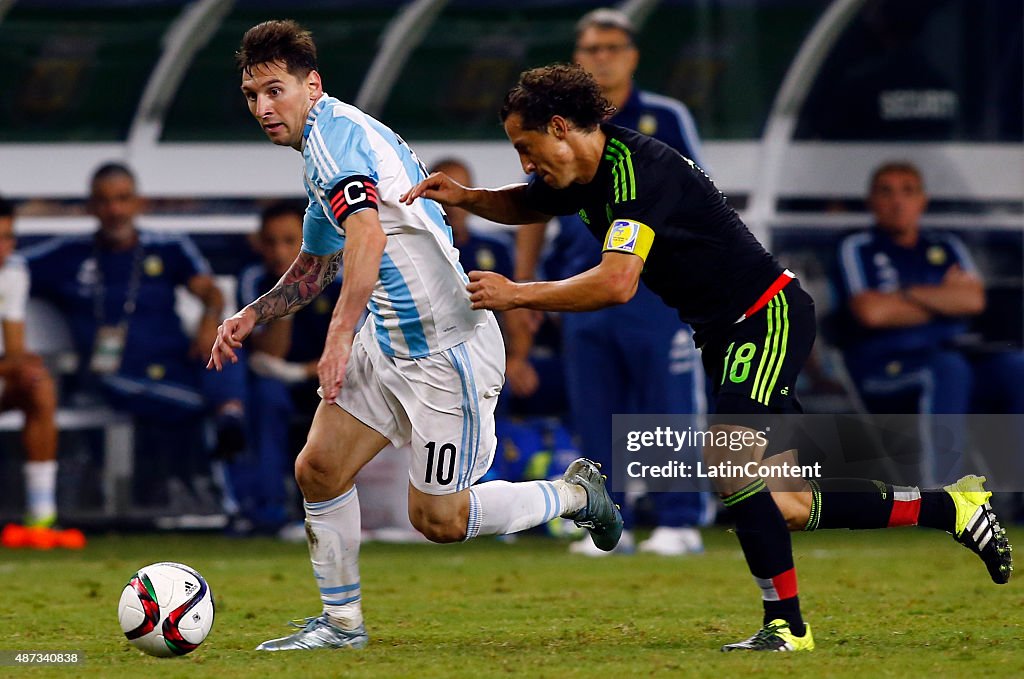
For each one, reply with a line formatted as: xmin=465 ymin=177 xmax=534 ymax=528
xmin=117 ymin=562 xmax=214 ymax=657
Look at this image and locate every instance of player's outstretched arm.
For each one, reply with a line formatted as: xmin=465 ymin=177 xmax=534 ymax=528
xmin=207 ymin=250 xmax=343 ymax=370
xmin=400 ymin=172 xmax=550 ymax=225
xmin=467 ymin=251 xmax=643 ymax=312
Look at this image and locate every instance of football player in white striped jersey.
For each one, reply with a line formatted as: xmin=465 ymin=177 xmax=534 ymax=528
xmin=208 ymin=20 xmax=622 ymax=651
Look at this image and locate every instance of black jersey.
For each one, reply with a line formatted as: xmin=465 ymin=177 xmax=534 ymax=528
xmin=524 ymin=124 xmax=784 ymax=345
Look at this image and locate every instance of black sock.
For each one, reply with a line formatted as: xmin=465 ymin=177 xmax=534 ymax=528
xmin=764 ymin=596 xmax=804 ymax=635
xmin=805 ymin=479 xmax=954 ymax=532
xmin=724 ymin=481 xmax=805 ymax=636
xmin=809 ymin=478 xmax=893 ymax=530
xmin=918 ymin=490 xmax=956 ymax=532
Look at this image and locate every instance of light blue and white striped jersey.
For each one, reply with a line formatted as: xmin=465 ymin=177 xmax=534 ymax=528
xmin=298 ymin=93 xmax=489 ymax=359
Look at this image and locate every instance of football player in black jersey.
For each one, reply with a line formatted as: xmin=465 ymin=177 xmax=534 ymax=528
xmin=402 ymin=63 xmax=1012 ymax=652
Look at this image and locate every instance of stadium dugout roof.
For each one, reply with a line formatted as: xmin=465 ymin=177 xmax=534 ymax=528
xmin=0 ymin=0 xmax=1019 ymax=238
xmin=0 ymin=0 xmax=829 ymax=145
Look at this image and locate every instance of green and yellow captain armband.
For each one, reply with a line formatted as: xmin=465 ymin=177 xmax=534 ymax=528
xmin=602 ymin=219 xmax=655 ymax=261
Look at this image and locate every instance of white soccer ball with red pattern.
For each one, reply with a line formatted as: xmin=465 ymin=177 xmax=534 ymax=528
xmin=117 ymin=562 xmax=214 ymax=657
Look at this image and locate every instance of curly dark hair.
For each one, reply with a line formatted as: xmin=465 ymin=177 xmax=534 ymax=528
xmin=236 ymin=19 xmax=317 ymax=77
xmin=500 ymin=63 xmax=615 ymax=132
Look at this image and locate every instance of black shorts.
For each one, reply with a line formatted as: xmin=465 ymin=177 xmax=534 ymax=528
xmin=702 ymin=280 xmax=816 ymax=415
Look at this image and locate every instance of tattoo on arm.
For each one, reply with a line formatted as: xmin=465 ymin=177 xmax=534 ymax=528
xmin=249 ymin=251 xmax=344 ymax=324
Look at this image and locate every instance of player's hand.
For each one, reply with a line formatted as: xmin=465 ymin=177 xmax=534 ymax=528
xmin=318 ymin=331 xmax=354 ymax=402
xmin=505 ymin=355 xmax=540 ymax=397
xmin=467 ymin=270 xmax=520 ymax=311
xmin=207 ymin=309 xmax=256 ymax=371
xmin=400 ymin=171 xmax=468 ymax=208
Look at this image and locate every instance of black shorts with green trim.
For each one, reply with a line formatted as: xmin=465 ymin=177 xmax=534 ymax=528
xmin=702 ymin=280 xmax=816 ymax=416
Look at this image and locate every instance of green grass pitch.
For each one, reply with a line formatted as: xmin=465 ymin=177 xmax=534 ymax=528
xmin=1 ymin=527 xmax=1021 ymax=678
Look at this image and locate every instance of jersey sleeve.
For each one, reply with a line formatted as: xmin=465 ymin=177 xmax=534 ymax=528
xmin=301 ymin=199 xmax=346 ymax=257
xmin=167 ymin=234 xmax=212 ymax=284
xmin=666 ymin=105 xmax=705 ymax=169
xmin=652 ymin=97 xmax=706 ymax=169
xmin=237 ymin=263 xmax=264 ymax=308
xmin=600 ymin=218 xmax=655 ymax=262
xmin=836 ymin=232 xmax=874 ymax=296
xmin=309 ymin=116 xmax=380 ymax=225
xmin=942 ymin=233 xmax=980 ymax=276
xmin=19 ymin=237 xmax=64 ymax=299
xmin=0 ymin=259 xmax=29 ymax=322
xmin=605 ymin=158 xmax=669 ymax=263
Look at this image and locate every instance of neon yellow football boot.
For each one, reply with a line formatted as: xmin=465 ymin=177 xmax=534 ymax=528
xmin=945 ymin=475 xmax=1013 ymax=584
xmin=721 ymin=619 xmax=814 ymax=652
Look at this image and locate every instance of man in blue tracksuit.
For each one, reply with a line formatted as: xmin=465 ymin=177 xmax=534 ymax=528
xmin=509 ymin=9 xmax=711 ymax=556
xmin=23 ymin=162 xmax=247 ymax=509
xmin=836 ymin=160 xmax=1024 ymax=486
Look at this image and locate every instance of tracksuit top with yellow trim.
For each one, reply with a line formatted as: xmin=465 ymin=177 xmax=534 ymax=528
xmin=523 ymin=124 xmax=784 ymax=347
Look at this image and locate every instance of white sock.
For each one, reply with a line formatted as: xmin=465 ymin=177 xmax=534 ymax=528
xmin=24 ymin=460 xmax=57 ymax=525
xmin=304 ymin=487 xmax=363 ymax=630
xmin=466 ymin=480 xmax=586 ymax=539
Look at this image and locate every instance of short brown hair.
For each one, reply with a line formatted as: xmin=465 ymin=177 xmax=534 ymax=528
xmin=260 ymin=200 xmax=305 ymax=232
xmin=869 ymin=161 xmax=924 ymax=193
xmin=91 ymin=161 xmax=135 ymax=187
xmin=236 ymin=19 xmax=317 ymax=77
xmin=500 ymin=63 xmax=615 ymax=132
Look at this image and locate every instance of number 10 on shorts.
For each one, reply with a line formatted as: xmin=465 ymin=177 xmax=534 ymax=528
xmin=424 ymin=442 xmax=458 ymax=485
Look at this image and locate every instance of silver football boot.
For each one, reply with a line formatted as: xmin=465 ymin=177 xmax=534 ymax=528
xmin=255 ymin=615 xmax=368 ymax=651
xmin=562 ymin=458 xmax=623 ymax=551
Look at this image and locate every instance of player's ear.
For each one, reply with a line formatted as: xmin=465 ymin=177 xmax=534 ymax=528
xmin=549 ymin=116 xmax=569 ymax=139
xmin=307 ymin=69 xmax=323 ymax=100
